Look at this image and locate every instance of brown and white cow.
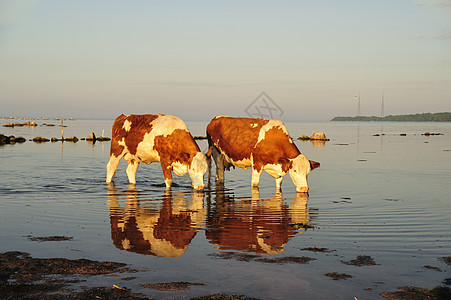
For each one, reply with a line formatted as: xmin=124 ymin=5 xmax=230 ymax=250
xmin=106 ymin=114 xmax=208 ymax=190
xmin=206 ymin=116 xmax=320 ymax=193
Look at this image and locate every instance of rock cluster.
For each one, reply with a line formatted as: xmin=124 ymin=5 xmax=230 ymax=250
xmin=298 ymin=132 xmax=330 ymax=141
xmin=1 ymin=133 xmax=110 ymax=145
xmin=3 ymin=121 xmax=37 ymax=128
xmin=310 ymin=132 xmax=330 ymax=141
xmin=423 ymin=132 xmax=443 ymax=136
xmin=0 ymin=134 xmax=26 ymax=145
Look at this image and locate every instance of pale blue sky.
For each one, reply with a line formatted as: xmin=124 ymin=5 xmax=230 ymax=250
xmin=1 ymin=0 xmax=450 ymax=121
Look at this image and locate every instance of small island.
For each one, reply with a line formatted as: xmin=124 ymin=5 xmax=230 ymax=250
xmin=331 ymin=112 xmax=451 ymax=122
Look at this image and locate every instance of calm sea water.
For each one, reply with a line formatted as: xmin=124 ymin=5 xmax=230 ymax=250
xmin=1 ymin=118 xmax=450 ymax=299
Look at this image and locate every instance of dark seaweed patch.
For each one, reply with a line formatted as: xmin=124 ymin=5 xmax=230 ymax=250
xmin=423 ymin=265 xmax=442 ymax=272
xmin=300 ymin=247 xmax=336 ymax=253
xmin=28 ymin=235 xmax=73 ymax=242
xmin=141 ymin=281 xmax=205 ymax=291
xmin=439 ymin=257 xmax=451 ymax=265
xmin=209 ymin=252 xmax=315 ymax=264
xmin=341 ymin=255 xmax=378 ymax=266
xmin=380 ymin=286 xmax=451 ymax=300
xmin=255 ymin=256 xmax=315 ymax=264
xmin=324 ymin=272 xmax=353 ymax=280
xmin=208 ymin=252 xmax=260 ymax=262
xmin=0 ymin=251 xmax=143 ymax=299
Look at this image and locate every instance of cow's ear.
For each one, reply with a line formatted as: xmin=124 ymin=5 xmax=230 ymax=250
xmin=279 ymin=158 xmax=292 ymax=173
xmin=205 ymin=146 xmax=213 ymax=158
xmin=310 ymin=160 xmax=320 ymax=170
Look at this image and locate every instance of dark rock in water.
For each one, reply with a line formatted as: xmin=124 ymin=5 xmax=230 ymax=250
xmin=51 ymin=137 xmax=59 ymax=142
xmin=97 ymin=136 xmax=111 ymax=141
xmin=86 ymin=132 xmax=96 ymax=141
xmin=32 ymin=136 xmax=50 ymax=143
xmin=0 ymin=135 xmax=26 ymax=145
xmin=0 ymin=134 xmax=10 ymax=145
xmin=3 ymin=121 xmax=37 ymax=127
xmin=400 ymin=133 xmax=407 ymax=136
xmin=298 ymin=135 xmax=310 ymax=141
xmin=3 ymin=122 xmax=20 ymax=127
xmin=9 ymin=136 xmax=26 ymax=144
xmin=15 ymin=136 xmax=26 ymax=143
xmin=423 ymin=132 xmax=443 ymax=136
xmin=64 ymin=136 xmax=78 ymax=142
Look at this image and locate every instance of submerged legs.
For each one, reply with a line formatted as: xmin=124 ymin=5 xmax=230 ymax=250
xmin=106 ymin=153 xmax=124 ymax=183
xmin=251 ymin=168 xmax=262 ymax=187
xmin=125 ymin=160 xmax=139 ymax=184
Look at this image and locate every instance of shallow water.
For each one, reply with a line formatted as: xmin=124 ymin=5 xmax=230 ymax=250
xmin=1 ymin=118 xmax=450 ymax=299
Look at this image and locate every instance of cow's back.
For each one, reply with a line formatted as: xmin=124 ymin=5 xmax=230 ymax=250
xmin=207 ymin=116 xmax=269 ymax=161
xmin=111 ymin=114 xmax=200 ymax=163
xmin=110 ymin=114 xmax=161 ymax=157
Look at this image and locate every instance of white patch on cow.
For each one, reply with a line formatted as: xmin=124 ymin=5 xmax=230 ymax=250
xmin=256 ymin=119 xmax=290 ymax=145
xmin=288 ymin=154 xmax=311 ymax=192
xmin=118 ymin=137 xmax=126 ymax=147
xmin=250 ymin=123 xmax=258 ymax=128
xmin=122 ymin=119 xmax=132 ymax=132
xmin=134 ymin=114 xmax=188 ymax=164
xmin=134 ymin=132 xmax=160 ymax=164
xmin=257 ymin=231 xmax=285 ymax=254
xmin=172 ymin=161 xmax=189 ymax=177
xmin=220 ymin=150 xmax=252 ymax=170
xmin=263 ymin=163 xmax=286 ymax=179
xmin=150 ymin=114 xmax=188 ymax=137
xmin=189 ymin=152 xmax=208 ymax=190
xmin=136 ymin=214 xmax=187 ymax=257
xmin=122 ymin=238 xmax=131 ymax=250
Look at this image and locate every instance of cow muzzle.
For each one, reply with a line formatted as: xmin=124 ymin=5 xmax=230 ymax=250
xmin=193 ymin=185 xmax=205 ymax=191
xmin=297 ymin=186 xmax=309 ymax=193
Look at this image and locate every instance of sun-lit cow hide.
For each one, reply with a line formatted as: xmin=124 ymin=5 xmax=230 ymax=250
xmin=106 ymin=114 xmax=208 ymax=190
xmin=108 ymin=185 xmax=206 ymax=257
xmin=205 ymin=188 xmax=309 ymax=254
xmin=206 ymin=116 xmax=320 ymax=193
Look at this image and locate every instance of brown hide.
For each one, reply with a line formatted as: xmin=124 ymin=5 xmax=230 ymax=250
xmin=110 ymin=198 xmax=196 ymax=256
xmin=110 ymin=114 xmax=200 ymax=166
xmin=110 ymin=114 xmax=159 ymax=157
xmin=207 ymin=117 xmax=301 ymax=172
xmin=154 ymin=129 xmax=200 ymax=167
xmin=207 ymin=117 xmax=268 ymax=162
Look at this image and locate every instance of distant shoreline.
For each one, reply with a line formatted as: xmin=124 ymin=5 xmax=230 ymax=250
xmin=330 ymin=112 xmax=451 ymax=122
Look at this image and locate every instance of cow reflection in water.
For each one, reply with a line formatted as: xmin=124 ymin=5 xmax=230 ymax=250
xmin=107 ymin=184 xmax=205 ymax=258
xmin=206 ymin=188 xmax=309 ymax=255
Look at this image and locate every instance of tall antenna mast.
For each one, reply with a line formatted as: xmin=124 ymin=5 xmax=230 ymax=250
xmin=354 ymin=93 xmax=361 ymax=117
xmin=358 ymin=93 xmax=361 ymax=117
xmin=381 ymin=93 xmax=385 ymax=118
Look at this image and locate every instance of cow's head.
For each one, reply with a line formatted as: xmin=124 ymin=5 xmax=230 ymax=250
xmin=189 ymin=151 xmax=208 ymax=190
xmin=288 ymin=154 xmax=320 ymax=193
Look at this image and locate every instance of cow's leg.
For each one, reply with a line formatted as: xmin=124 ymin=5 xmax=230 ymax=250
xmin=251 ymin=168 xmax=262 ymax=187
xmin=275 ymin=176 xmax=283 ymax=191
xmin=212 ymin=146 xmax=225 ymax=183
xmin=125 ymin=159 xmax=139 ymax=184
xmin=106 ymin=152 xmax=124 ymax=183
xmin=161 ymin=163 xmax=173 ymax=189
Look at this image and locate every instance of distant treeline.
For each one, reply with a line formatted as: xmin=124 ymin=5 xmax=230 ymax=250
xmin=331 ymin=112 xmax=451 ymax=122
